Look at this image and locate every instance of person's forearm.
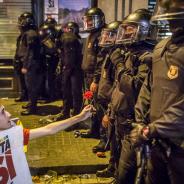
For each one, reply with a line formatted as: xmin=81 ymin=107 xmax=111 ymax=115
xmin=29 ymin=114 xmax=82 ymax=140
xmin=45 ymin=114 xmax=81 ymax=134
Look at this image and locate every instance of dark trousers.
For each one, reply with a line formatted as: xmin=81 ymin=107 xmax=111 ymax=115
xmin=17 ymin=72 xmax=28 ymax=98
xmin=145 ymin=143 xmax=184 ymax=184
xmin=62 ymin=69 xmax=83 ymax=116
xmin=117 ymin=139 xmax=137 ymax=184
xmin=45 ymin=56 xmax=58 ymax=99
xmin=116 ymin=116 xmax=137 ymax=184
xmin=84 ymin=72 xmax=107 ymax=141
xmin=108 ymin=121 xmax=121 ymax=171
xmin=25 ymin=69 xmax=43 ymax=108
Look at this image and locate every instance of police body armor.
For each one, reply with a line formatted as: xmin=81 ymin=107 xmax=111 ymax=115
xmin=97 ymin=53 xmax=115 ymax=103
xmin=151 ymin=36 xmax=184 ymax=148
xmin=82 ymin=30 xmax=101 ymax=72
xmin=112 ymin=45 xmax=154 ymax=119
xmin=16 ymin=30 xmax=41 ymax=70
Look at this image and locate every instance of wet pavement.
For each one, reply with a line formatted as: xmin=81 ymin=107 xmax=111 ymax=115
xmin=0 ymin=98 xmax=113 ymax=183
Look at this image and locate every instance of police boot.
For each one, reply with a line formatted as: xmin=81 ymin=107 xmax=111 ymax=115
xmin=92 ymin=140 xmax=107 ymax=153
xmin=21 ymin=106 xmax=37 ymax=115
xmin=96 ymin=165 xmax=115 ymax=178
xmin=22 ymin=103 xmax=31 ymax=109
xmin=15 ymin=96 xmax=28 ymax=102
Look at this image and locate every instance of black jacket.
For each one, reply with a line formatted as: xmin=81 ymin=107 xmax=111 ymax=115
xmin=16 ymin=29 xmax=41 ymax=70
xmin=109 ymin=41 xmax=155 ymax=120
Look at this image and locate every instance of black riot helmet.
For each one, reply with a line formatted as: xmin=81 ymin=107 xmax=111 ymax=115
xmin=99 ymin=21 xmax=121 ymax=47
xmin=64 ymin=22 xmax=79 ymax=35
xmin=151 ymin=0 xmax=184 ymax=24
xmin=116 ymin=9 xmax=152 ymax=45
xmin=18 ymin=12 xmax=36 ymax=30
xmin=38 ymin=24 xmax=56 ymax=49
xmin=44 ymin=17 xmax=57 ymax=27
xmin=82 ymin=7 xmax=105 ymax=32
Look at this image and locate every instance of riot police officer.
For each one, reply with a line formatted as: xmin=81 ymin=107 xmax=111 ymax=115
xmin=44 ymin=17 xmax=57 ymax=27
xmin=93 ymin=21 xmax=122 ymax=178
xmin=14 ymin=35 xmax=28 ymax=102
xmin=130 ymin=1 xmax=184 ymax=183
xmin=55 ymin=22 xmax=83 ymax=120
xmin=39 ymin=18 xmax=59 ymax=102
xmin=105 ymin=9 xmax=156 ymax=183
xmin=16 ymin=12 xmax=43 ymax=115
xmin=80 ymin=8 xmax=107 ymax=152
xmin=82 ymin=7 xmax=105 ymax=87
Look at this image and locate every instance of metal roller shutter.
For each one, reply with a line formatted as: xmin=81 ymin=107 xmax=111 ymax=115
xmin=0 ymin=0 xmax=32 ymax=97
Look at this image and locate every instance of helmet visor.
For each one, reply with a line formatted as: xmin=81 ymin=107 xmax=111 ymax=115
xmin=116 ymin=24 xmax=138 ymax=44
xmin=82 ymin=16 xmax=95 ymax=31
xmin=64 ymin=27 xmax=73 ymax=33
xmin=98 ymin=29 xmax=117 ymax=47
xmin=151 ymin=0 xmax=184 ymax=24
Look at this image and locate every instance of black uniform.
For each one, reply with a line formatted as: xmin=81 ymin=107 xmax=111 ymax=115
xmin=60 ymin=32 xmax=83 ymax=117
xmin=82 ymin=30 xmax=102 ymax=87
xmin=14 ymin=34 xmax=28 ymax=101
xmin=80 ymin=7 xmax=107 ymax=146
xmin=39 ymin=24 xmax=59 ymax=101
xmin=91 ymin=20 xmax=123 ymax=177
xmin=130 ymin=2 xmax=184 ymax=184
xmin=20 ymin=29 xmax=43 ymax=114
xmin=134 ymin=35 xmax=184 ymax=184
xmin=108 ymin=44 xmax=153 ymax=184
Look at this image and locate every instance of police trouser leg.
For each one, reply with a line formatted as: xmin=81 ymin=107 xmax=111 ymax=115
xmin=62 ymin=70 xmax=72 ymax=117
xmin=47 ymin=58 xmax=58 ymax=99
xmin=18 ymin=73 xmax=28 ymax=99
xmin=108 ymin=122 xmax=120 ymax=172
xmin=98 ymin=102 xmax=108 ymax=142
xmin=25 ymin=71 xmax=42 ymax=109
xmin=117 ymin=138 xmax=137 ymax=184
xmin=71 ymin=70 xmax=83 ymax=115
xmin=145 ymin=143 xmax=184 ymax=184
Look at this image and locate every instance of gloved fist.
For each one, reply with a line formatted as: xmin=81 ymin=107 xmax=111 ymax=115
xmin=110 ymin=48 xmax=125 ymax=66
xmin=129 ymin=123 xmax=149 ymax=147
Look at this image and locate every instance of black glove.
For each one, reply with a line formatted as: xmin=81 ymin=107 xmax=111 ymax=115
xmin=130 ymin=123 xmax=158 ymax=147
xmin=110 ymin=48 xmax=125 ymax=66
xmin=129 ymin=123 xmax=149 ymax=147
xmin=13 ymin=59 xmax=22 ymax=74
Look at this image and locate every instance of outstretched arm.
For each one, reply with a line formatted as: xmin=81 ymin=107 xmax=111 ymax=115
xmin=29 ymin=105 xmax=92 ymax=140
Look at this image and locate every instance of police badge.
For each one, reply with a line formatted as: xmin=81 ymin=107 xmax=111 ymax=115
xmin=167 ymin=65 xmax=178 ymax=80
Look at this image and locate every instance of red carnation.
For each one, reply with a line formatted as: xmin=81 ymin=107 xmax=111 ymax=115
xmin=83 ymin=90 xmax=93 ymax=100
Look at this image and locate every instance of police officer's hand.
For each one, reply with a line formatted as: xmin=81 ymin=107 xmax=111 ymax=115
xmin=90 ymin=82 xmax=98 ymax=93
xmin=102 ymin=114 xmax=110 ymax=128
xmin=129 ymin=123 xmax=149 ymax=147
xmin=110 ymin=48 xmax=125 ymax=66
xmin=21 ymin=68 xmax=28 ymax=74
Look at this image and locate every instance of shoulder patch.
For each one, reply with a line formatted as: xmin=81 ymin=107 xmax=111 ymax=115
xmin=167 ymin=65 xmax=178 ymax=79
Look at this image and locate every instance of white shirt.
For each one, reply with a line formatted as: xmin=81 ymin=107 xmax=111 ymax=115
xmin=0 ymin=126 xmax=32 ymax=184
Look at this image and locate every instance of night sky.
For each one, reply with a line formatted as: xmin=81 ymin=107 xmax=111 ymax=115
xmin=59 ymin=0 xmax=91 ymax=10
